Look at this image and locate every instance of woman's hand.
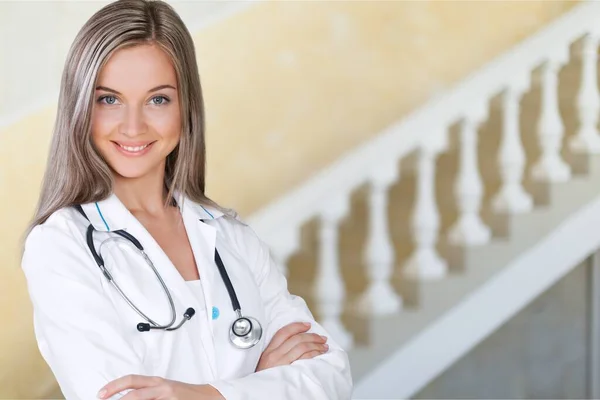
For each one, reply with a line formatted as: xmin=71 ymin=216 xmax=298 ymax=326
xmin=97 ymin=375 xmax=224 ymax=400
xmin=256 ymin=322 xmax=329 ymax=372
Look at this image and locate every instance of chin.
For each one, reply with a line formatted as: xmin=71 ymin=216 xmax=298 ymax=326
xmin=110 ymin=165 xmax=155 ymax=180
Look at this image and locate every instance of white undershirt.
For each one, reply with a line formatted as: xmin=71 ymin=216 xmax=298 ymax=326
xmin=186 ymin=279 xmax=207 ymax=311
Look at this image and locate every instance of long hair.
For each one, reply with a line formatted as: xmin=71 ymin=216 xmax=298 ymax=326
xmin=24 ymin=0 xmax=225 ymax=238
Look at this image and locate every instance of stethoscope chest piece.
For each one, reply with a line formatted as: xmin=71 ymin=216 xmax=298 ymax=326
xmin=74 ymin=204 xmax=264 ymax=349
xmin=229 ymin=315 xmax=262 ymax=349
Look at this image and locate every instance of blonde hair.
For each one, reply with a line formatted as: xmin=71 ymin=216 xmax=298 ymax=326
xmin=25 ymin=0 xmax=225 ymax=238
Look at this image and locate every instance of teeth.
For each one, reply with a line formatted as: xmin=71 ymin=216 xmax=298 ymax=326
xmin=118 ymin=143 xmax=150 ymax=152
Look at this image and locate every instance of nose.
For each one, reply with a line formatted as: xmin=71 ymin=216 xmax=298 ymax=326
xmin=119 ymin=106 xmax=148 ymax=137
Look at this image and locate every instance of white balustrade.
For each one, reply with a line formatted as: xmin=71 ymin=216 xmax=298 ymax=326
xmin=449 ymin=106 xmax=491 ymax=246
xmin=532 ymin=54 xmax=571 ymax=182
xmin=492 ymin=81 xmax=533 ymax=214
xmin=356 ymin=161 xmax=402 ymax=316
xmin=242 ymin=7 xmax=600 ymax=371
xmin=315 ymin=195 xmax=353 ymax=349
xmin=404 ymin=131 xmax=448 ymax=280
xmin=570 ymin=32 xmax=600 ymax=153
xmin=269 ymin=228 xmax=300 ymax=278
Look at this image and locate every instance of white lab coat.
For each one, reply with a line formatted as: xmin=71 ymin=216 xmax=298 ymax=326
xmin=21 ymin=192 xmax=353 ymax=400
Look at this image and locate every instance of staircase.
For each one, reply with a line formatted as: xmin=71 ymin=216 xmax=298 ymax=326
xmin=245 ymin=2 xmax=600 ymax=397
xmin=0 ymin=1 xmax=596 ymax=398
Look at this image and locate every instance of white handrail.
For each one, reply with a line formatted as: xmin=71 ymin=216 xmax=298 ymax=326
xmin=247 ymin=1 xmax=600 ymax=249
xmin=354 ymin=187 xmax=600 ymax=399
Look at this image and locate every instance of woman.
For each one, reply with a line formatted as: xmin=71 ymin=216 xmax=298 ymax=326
xmin=20 ymin=0 xmax=352 ymax=399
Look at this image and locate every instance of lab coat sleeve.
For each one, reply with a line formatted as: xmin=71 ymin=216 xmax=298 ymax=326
xmin=22 ymin=224 xmax=149 ymax=400
xmin=210 ymin=222 xmax=353 ymax=400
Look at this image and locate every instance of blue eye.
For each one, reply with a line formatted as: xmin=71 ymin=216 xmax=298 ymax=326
xmin=96 ymin=95 xmax=170 ymax=106
xmin=98 ymin=95 xmax=118 ymax=105
xmin=151 ymin=96 xmax=170 ymax=105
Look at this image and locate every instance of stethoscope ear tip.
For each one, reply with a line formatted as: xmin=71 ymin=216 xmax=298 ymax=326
xmin=78 ymin=204 xmax=258 ymax=347
xmin=184 ymin=308 xmax=196 ymax=319
xmin=137 ymin=323 xmax=151 ymax=332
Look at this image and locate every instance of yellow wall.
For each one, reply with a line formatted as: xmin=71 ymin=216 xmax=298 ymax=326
xmin=0 ymin=1 xmax=578 ymax=397
xmin=198 ymin=0 xmax=577 ymax=215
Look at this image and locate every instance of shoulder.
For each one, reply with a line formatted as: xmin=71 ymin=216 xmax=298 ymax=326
xmin=206 ymin=209 xmax=268 ymax=261
xmin=22 ymin=206 xmax=92 ymax=278
xmin=212 ymin=212 xmax=261 ymax=244
xmin=25 ymin=206 xmax=87 ymax=248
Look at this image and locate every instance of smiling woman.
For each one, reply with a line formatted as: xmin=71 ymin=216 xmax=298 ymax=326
xmin=19 ymin=0 xmax=352 ymax=399
xmin=91 ymin=45 xmax=181 ymax=179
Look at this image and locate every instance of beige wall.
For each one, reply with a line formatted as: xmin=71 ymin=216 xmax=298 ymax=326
xmin=198 ymin=0 xmax=577 ymax=215
xmin=0 ymin=1 xmax=578 ymax=397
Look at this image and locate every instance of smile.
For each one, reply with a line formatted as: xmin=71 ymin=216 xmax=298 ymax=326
xmin=112 ymin=141 xmax=156 ymax=156
xmin=120 ymin=143 xmax=149 ymax=152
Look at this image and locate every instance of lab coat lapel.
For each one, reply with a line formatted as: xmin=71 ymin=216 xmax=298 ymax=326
xmin=178 ymin=196 xmax=219 ymax=373
xmin=90 ymin=193 xmax=220 ymax=377
xmin=94 ymin=193 xmax=198 ymax=302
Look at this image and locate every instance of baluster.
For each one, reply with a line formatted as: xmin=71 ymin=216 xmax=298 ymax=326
xmin=315 ymin=196 xmax=353 ymax=349
xmin=492 ymin=83 xmax=533 ymax=214
xmin=404 ymin=131 xmax=448 ymax=280
xmin=269 ymin=228 xmax=300 ymax=278
xmin=532 ymin=56 xmax=571 ymax=182
xmin=449 ymin=108 xmax=491 ymax=246
xmin=570 ymin=33 xmax=600 ymax=153
xmin=356 ymin=161 xmax=402 ymax=315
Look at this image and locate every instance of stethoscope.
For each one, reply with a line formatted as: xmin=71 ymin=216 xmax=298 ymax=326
xmin=73 ymin=204 xmax=263 ymax=349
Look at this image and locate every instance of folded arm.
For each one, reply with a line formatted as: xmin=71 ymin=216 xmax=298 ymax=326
xmin=209 ymin=223 xmax=353 ymax=400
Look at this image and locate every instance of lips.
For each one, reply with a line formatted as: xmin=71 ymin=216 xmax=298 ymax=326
xmin=118 ymin=143 xmax=150 ymax=152
xmin=112 ymin=141 xmax=156 ymax=156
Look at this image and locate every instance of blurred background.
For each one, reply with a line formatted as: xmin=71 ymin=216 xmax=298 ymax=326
xmin=4 ymin=0 xmax=600 ymax=398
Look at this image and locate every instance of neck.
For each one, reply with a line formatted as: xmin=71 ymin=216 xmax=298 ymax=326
xmin=112 ymin=162 xmax=173 ymax=216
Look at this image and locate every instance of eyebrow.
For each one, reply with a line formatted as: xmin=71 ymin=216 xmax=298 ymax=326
xmin=95 ymin=84 xmax=177 ymax=95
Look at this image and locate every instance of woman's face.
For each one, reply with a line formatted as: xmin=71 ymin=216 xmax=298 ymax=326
xmin=91 ymin=43 xmax=181 ymax=180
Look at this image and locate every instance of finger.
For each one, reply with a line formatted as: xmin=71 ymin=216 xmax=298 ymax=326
xmin=99 ymin=375 xmax=162 ymax=399
xmin=257 ymin=332 xmax=320 ymax=370
xmin=266 ymin=322 xmax=311 ymax=351
xmin=276 ymin=333 xmax=326 ymax=356
xmin=297 ymin=350 xmax=323 ymax=361
xmin=284 ymin=342 xmax=329 ymax=364
xmin=120 ymin=386 xmax=163 ymax=400
xmin=262 ymin=341 xmax=326 ymax=370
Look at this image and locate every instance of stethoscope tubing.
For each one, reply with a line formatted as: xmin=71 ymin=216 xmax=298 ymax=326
xmin=72 ymin=204 xmax=260 ymax=346
xmin=96 ymin=233 xmax=178 ymax=329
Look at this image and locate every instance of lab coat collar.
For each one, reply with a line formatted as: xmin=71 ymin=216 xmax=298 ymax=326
xmin=79 ymin=190 xmax=223 ymax=378
xmin=173 ymin=190 xmax=225 ymax=223
xmin=79 ymin=191 xmax=224 ymax=232
xmin=79 ymin=193 xmax=128 ymax=232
